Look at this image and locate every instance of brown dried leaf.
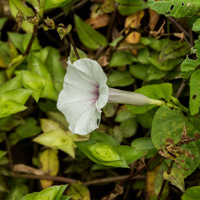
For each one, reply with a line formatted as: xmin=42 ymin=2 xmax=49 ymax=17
xmin=101 ymin=184 xmax=123 ymax=200
xmin=85 ymin=14 xmax=110 ymax=29
xmin=98 ymin=55 xmax=109 ymax=67
xmin=150 ymin=20 xmax=165 ymax=37
xmin=125 ymin=10 xmax=144 ymax=44
xmin=13 ymin=164 xmax=45 ymax=175
xmin=148 ymin=9 xmax=160 ymax=31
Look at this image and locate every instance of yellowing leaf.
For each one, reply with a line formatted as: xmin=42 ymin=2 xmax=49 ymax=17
xmin=125 ymin=10 xmax=144 ymax=44
xmin=67 ymin=181 xmax=90 ymax=200
xmin=39 ymin=149 xmax=59 ymax=189
xmin=40 ymin=118 xmax=64 ymax=132
xmin=34 ymin=129 xmax=76 ymax=158
xmin=163 ymin=168 xmax=185 ymax=192
xmin=146 ymin=162 xmax=169 ymax=199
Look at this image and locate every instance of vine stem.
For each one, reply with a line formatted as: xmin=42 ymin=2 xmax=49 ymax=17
xmin=5 ymin=135 xmax=13 ymax=170
xmin=68 ymin=32 xmax=80 ymax=60
xmin=157 ymin=161 xmax=175 ymax=200
xmin=8 ymin=172 xmax=144 ymax=185
xmin=24 ymin=25 xmax=38 ymax=55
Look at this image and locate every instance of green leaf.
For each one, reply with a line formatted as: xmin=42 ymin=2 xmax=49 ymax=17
xmin=189 ymin=69 xmax=200 ymax=115
xmin=18 ymin=69 xmax=58 ymax=102
xmin=115 ymin=106 xmax=135 ymax=122
xmin=60 ymin=195 xmax=71 ymax=200
xmin=76 ymin=132 xmax=129 ymax=168
xmin=66 ymin=182 xmax=89 ymax=200
xmin=6 ymin=55 xmax=25 ymax=79
xmin=1 ymin=88 xmax=32 ymax=105
xmin=0 ymin=116 xmax=24 ymax=131
xmin=28 ymin=0 xmax=46 ymax=16
xmin=0 ymin=75 xmax=22 ymax=96
xmin=107 ymin=70 xmax=135 ymax=87
xmin=137 ymin=48 xmax=150 ymax=64
xmin=20 ymin=193 xmax=39 ymax=200
xmin=20 ymin=185 xmax=68 ymax=200
xmin=148 ymin=0 xmax=200 ymax=18
xmin=118 ymin=145 xmax=146 ymax=164
xmin=131 ymin=137 xmax=157 ymax=158
xmin=54 ymin=185 xmax=68 ymax=200
xmin=0 ymin=89 xmax=31 ymax=118
xmin=182 ymin=186 xmax=200 ymax=200
xmin=181 ymin=38 xmax=200 ymax=79
xmin=149 ymin=53 xmax=182 ymax=71
xmin=0 ymin=71 xmax=7 ymax=87
xmin=192 ymin=18 xmax=200 ymax=32
xmin=42 ymin=47 xmax=65 ymax=92
xmin=34 ymin=186 xmax=62 ymax=200
xmin=90 ymin=131 xmax=119 ymax=146
xmin=116 ymin=0 xmax=148 ymax=16
xmin=109 ymin=51 xmax=137 ymax=67
xmin=163 ymin=167 xmax=185 ymax=192
xmin=8 ymin=0 xmax=34 ymax=32
xmin=127 ymin=83 xmax=172 ymax=114
xmin=0 ymin=99 xmax=27 ymax=118
xmin=15 ymin=118 xmax=41 ymax=139
xmin=0 ymin=17 xmax=7 ymax=31
xmin=136 ymin=107 xmax=158 ymax=129
xmin=28 ymin=55 xmax=52 ymax=79
xmin=158 ymin=41 xmax=190 ymax=62
xmin=44 ymin=0 xmax=73 ymax=10
xmin=74 ymin=15 xmax=107 ymax=50
xmin=0 ymin=41 xmax=12 ymax=68
xmin=145 ymin=65 xmax=167 ymax=81
xmin=34 ymin=128 xmax=76 ymax=158
xmin=129 ymin=63 xmax=148 ymax=80
xmin=103 ymin=103 xmax=118 ymax=117
xmin=0 ymin=150 xmax=7 ymax=159
xmin=171 ymin=141 xmax=199 ymax=177
xmin=151 ymin=105 xmax=185 ymax=150
xmin=0 ymin=176 xmax=8 ymax=192
xmin=120 ymin=118 xmax=138 ymax=138
xmin=70 ymin=45 xmax=87 ymax=64
xmin=9 ymin=0 xmax=35 ymax=17
xmin=87 ymin=141 xmax=129 ymax=168
xmin=6 ymin=184 xmax=28 ymax=200
xmin=8 ymin=32 xmax=41 ymax=54
xmin=152 ymin=106 xmax=199 ymax=177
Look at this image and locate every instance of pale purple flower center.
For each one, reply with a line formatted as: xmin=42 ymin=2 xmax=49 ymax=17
xmin=92 ymin=84 xmax=99 ymax=103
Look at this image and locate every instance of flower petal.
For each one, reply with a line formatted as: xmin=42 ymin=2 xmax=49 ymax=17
xmin=72 ymin=58 xmax=107 ymax=85
xmin=72 ymin=106 xmax=101 ymax=135
xmin=57 ymin=58 xmax=109 ymax=135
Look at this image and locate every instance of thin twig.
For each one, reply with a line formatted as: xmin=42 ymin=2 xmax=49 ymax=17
xmin=24 ymin=25 xmax=38 ymax=55
xmin=70 ymin=0 xmax=89 ymax=13
xmin=120 ymin=152 xmax=159 ymax=186
xmin=106 ymin=2 xmax=118 ymax=42
xmin=168 ymin=17 xmax=189 ymax=37
xmin=85 ymin=174 xmax=145 ymax=186
xmin=157 ymin=161 xmax=174 ymax=200
xmin=175 ymin=82 xmax=186 ymax=98
xmin=5 ymin=135 xmax=13 ymax=170
xmin=68 ymin=32 xmax=80 ymax=59
xmin=175 ymin=134 xmax=200 ymax=147
xmin=8 ymin=172 xmax=144 ymax=186
xmin=9 ymin=172 xmax=78 ymax=184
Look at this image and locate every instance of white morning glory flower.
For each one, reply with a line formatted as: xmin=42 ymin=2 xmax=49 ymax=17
xmin=57 ymin=58 xmax=163 ymax=135
xmin=57 ymin=58 xmax=108 ymax=135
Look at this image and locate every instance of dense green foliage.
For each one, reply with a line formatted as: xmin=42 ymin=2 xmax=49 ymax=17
xmin=1 ymin=0 xmax=200 ymax=199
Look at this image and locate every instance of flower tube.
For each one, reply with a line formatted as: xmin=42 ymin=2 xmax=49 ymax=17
xmin=57 ymin=58 xmax=164 ymax=135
